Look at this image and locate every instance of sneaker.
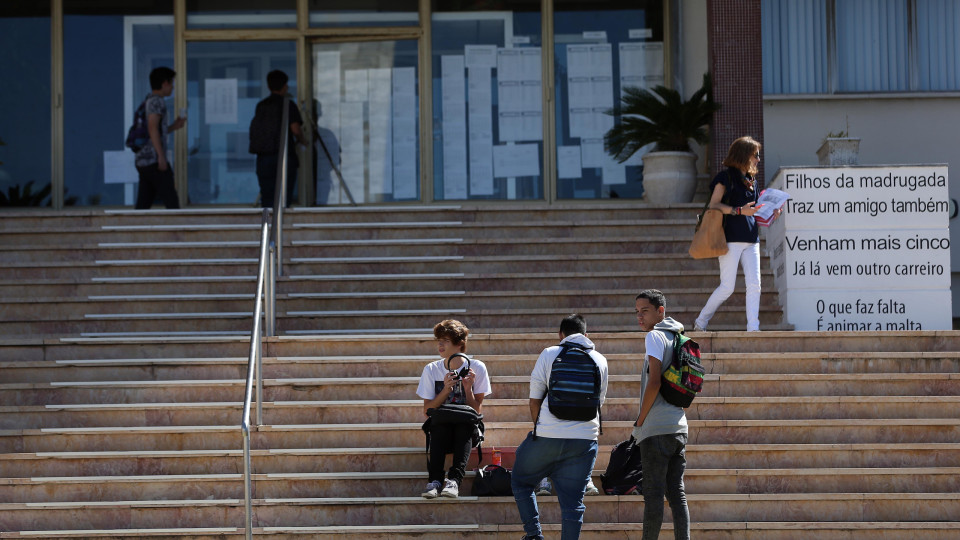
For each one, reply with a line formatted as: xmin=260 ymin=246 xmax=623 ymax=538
xmin=421 ymin=480 xmax=442 ymax=499
xmin=535 ymin=477 xmax=552 ymax=496
xmin=693 ymin=323 xmax=706 ymax=332
xmin=440 ymin=478 xmax=459 ymax=498
xmin=584 ymin=479 xmax=599 ymax=496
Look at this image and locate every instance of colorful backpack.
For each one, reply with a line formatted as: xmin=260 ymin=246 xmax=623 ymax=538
xmin=659 ymin=331 xmax=705 ymax=408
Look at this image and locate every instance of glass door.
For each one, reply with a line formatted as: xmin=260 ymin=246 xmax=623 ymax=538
xmin=309 ymin=39 xmax=420 ymax=205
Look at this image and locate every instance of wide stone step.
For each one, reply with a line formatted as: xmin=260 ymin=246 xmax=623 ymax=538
xmin=0 ymin=288 xmax=782 ymax=322
xmin=3 ymin=420 xmax=958 ymax=453
xmin=8 ymin=370 xmax=955 ymax=405
xmin=5 ymin=396 xmax=959 ymax=429
xmin=5 ymin=466 xmax=959 ymax=504
xmin=0 ymin=303 xmax=785 ymax=337
xmin=4 ymin=522 xmax=960 ymax=540
xmin=0 ymin=493 xmax=957 ymax=531
xmin=6 ymin=443 xmax=958 ymax=477
xmin=6 ymin=351 xmax=955 ymax=384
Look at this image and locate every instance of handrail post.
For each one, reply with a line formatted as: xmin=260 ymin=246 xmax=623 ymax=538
xmin=242 ymin=427 xmax=253 ymax=540
xmin=266 ymin=242 xmax=276 ymax=337
xmin=271 ymin=95 xmax=291 ymax=277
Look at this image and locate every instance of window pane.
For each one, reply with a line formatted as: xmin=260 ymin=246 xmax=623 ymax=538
xmin=916 ymin=0 xmax=960 ymax=91
xmin=186 ymin=41 xmax=297 ymax=205
xmin=0 ymin=3 xmax=51 ymax=208
xmin=554 ymin=0 xmax=662 ymax=200
xmin=309 ymin=0 xmax=418 ymax=28
xmin=761 ymin=0 xmax=828 ymax=94
xmin=312 ymin=40 xmax=420 ymax=204
xmin=64 ymin=2 xmax=173 ymax=207
xmin=836 ymin=0 xmax=909 ymax=92
xmin=432 ymin=1 xmax=543 ymax=201
xmin=186 ymin=0 xmax=296 ymax=29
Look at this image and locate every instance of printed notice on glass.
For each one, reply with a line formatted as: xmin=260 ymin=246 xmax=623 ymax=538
xmin=619 ymin=42 xmax=664 ymax=99
xmin=392 ymin=66 xmax=417 ymax=200
xmin=314 ymin=50 xmax=342 ymax=138
xmin=465 ymin=44 xmax=497 ymax=69
xmin=441 ymin=55 xmax=468 ymax=199
xmin=204 ymin=79 xmax=238 ymax=125
xmin=566 ymin=44 xmax=613 ymax=138
xmin=344 ymin=70 xmax=369 ymax=102
xmin=497 ymin=47 xmax=543 ymax=142
xmin=557 ymin=145 xmax=582 ymax=179
xmin=367 ymin=68 xmax=392 ymax=196
xmin=339 ymin=101 xmax=366 ymax=204
xmin=103 ymin=150 xmax=139 ymax=184
xmin=468 ymin=67 xmax=494 ymax=196
xmin=493 ymin=143 xmax=540 ymax=178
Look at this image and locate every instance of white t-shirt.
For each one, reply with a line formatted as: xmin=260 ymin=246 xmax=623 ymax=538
xmin=634 ymin=324 xmax=688 ymax=442
xmin=416 ymin=356 xmax=492 ymax=405
xmin=530 ymin=333 xmax=608 ymax=440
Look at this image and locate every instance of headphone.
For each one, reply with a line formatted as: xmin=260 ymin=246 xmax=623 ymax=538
xmin=445 ymin=352 xmax=471 ymax=380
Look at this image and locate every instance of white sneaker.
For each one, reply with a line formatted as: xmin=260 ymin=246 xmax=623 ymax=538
xmin=440 ymin=478 xmax=459 ymax=498
xmin=584 ymin=479 xmax=599 ymax=496
xmin=421 ymin=480 xmax=442 ymax=499
xmin=535 ymin=477 xmax=552 ymax=496
xmin=693 ymin=323 xmax=706 ymax=332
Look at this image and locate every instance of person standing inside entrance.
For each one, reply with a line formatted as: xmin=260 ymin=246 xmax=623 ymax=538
xmin=135 ymin=67 xmax=185 ymax=209
xmin=249 ymin=70 xmax=303 ymax=208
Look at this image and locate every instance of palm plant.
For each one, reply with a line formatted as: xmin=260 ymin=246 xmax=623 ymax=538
xmin=605 ymin=73 xmax=720 ymax=161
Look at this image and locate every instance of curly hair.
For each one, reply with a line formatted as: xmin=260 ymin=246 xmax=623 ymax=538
xmin=433 ymin=319 xmax=470 ymax=352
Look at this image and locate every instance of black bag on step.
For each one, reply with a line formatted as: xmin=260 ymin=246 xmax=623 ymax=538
xmin=599 ymin=436 xmax=642 ymax=495
xmin=471 ymin=464 xmax=514 ymax=496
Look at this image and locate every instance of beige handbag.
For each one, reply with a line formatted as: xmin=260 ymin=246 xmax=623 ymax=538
xmin=689 ymin=208 xmax=728 ymax=259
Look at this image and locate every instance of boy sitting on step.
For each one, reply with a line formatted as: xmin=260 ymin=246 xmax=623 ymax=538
xmin=417 ymin=319 xmax=492 ymax=499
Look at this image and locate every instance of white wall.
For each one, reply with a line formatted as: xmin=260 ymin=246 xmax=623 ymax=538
xmin=763 ymin=95 xmax=960 ymax=317
xmin=679 ymin=0 xmax=710 ymax=174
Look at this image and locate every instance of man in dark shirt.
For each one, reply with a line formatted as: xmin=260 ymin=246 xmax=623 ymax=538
xmin=249 ymin=70 xmax=303 ymax=208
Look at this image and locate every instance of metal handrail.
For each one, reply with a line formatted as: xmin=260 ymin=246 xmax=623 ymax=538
xmin=241 ymin=208 xmax=275 ymax=540
xmin=270 ymin=95 xmax=291 ymax=277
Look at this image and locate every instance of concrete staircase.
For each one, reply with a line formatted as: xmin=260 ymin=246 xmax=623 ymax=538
xmin=2 ymin=333 xmax=960 ymax=538
xmin=0 ymin=204 xmax=783 ymax=337
xmin=2 ymin=207 xmax=959 ymax=538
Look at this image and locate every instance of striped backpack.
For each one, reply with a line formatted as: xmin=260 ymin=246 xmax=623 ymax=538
xmin=659 ymin=331 xmax=705 ymax=408
xmin=535 ymin=343 xmax=603 ymax=437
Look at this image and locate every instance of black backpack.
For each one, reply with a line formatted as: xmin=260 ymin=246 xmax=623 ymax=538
xmin=471 ymin=464 xmax=513 ymax=496
xmin=599 ymin=436 xmax=642 ymax=495
xmin=536 ymin=343 xmax=603 ymax=437
xmin=125 ymin=100 xmax=149 ymax=153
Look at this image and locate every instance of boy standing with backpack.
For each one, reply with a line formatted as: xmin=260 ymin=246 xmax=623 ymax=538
xmin=133 ymin=67 xmax=185 ymax=209
xmin=512 ymin=314 xmax=608 ymax=540
xmin=633 ymin=289 xmax=690 ymax=540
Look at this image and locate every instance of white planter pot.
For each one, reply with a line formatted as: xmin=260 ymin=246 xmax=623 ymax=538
xmin=816 ymin=137 xmax=860 ymax=166
xmin=641 ymin=151 xmax=698 ymax=204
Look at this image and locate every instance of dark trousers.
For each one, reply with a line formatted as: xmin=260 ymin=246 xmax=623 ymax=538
xmin=256 ymin=153 xmax=298 ymax=208
xmin=135 ymin=163 xmax=180 ymax=209
xmin=640 ymin=433 xmax=690 ymax=540
xmin=428 ymin=422 xmax=473 ymax=485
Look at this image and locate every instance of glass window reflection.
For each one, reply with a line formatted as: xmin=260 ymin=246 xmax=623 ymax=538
xmin=186 ymin=41 xmax=297 ymax=205
xmin=431 ymin=1 xmax=543 ymax=201
xmin=0 ymin=4 xmax=52 ymax=208
xmin=554 ymin=0 xmax=663 ymax=200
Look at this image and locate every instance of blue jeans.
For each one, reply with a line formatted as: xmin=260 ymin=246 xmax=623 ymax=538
xmin=640 ymin=433 xmax=690 ymax=540
xmin=511 ymin=432 xmax=598 ymax=540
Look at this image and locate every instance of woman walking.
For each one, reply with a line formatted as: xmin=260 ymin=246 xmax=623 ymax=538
xmin=694 ymin=136 xmax=778 ymax=332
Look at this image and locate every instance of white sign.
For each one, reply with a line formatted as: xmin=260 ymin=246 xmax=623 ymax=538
xmin=103 ymin=151 xmax=139 ymax=184
xmin=493 ymin=143 xmax=540 ymax=178
xmin=767 ymin=165 xmax=952 ymax=330
xmin=204 ymin=78 xmax=238 ymax=125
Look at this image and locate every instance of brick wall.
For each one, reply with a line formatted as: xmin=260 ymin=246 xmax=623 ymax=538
xmin=707 ymin=0 xmax=764 ymax=188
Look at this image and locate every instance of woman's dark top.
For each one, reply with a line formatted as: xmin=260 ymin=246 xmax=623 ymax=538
xmin=709 ymin=166 xmax=759 ymax=244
